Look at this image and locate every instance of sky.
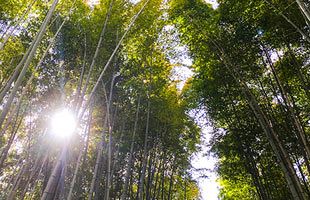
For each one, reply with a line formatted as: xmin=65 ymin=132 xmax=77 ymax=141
xmin=204 ymin=0 xmax=219 ymax=9
xmin=173 ymin=65 xmax=220 ymax=200
xmin=172 ymin=1 xmax=220 ymax=199
xmin=191 ymin=116 xmax=220 ymax=200
xmin=170 ymin=46 xmax=220 ymax=200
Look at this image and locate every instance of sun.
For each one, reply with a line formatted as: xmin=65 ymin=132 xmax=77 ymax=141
xmin=51 ymin=109 xmax=76 ymax=138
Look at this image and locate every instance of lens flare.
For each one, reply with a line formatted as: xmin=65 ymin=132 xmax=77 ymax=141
xmin=51 ymin=109 xmax=76 ymax=138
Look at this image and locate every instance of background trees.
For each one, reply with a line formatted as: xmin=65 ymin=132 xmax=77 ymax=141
xmin=170 ymin=0 xmax=309 ymax=199
xmin=0 ymin=0 xmax=200 ymax=199
xmin=1 ymin=0 xmax=309 ymax=199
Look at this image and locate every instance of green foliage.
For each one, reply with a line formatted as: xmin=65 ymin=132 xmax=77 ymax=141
xmin=170 ymin=0 xmax=310 ymax=199
xmin=0 ymin=0 xmax=201 ymax=199
xmin=219 ymin=178 xmax=257 ymax=200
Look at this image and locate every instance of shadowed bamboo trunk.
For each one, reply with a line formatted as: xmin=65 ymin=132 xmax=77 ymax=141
xmin=6 ymin=164 xmax=27 ymax=200
xmin=145 ymin=150 xmax=155 ymax=200
xmin=67 ymin=110 xmax=93 ymax=200
xmin=211 ymin=38 xmax=308 ymax=200
xmin=262 ymin=0 xmax=310 ymax=43
xmin=236 ymin=59 xmax=307 ymax=200
xmin=41 ymin=145 xmax=67 ymax=200
xmin=121 ymin=96 xmax=141 ymax=200
xmin=167 ymin=160 xmax=176 ymax=200
xmin=262 ymin=45 xmax=310 ymax=172
xmin=20 ymin=154 xmax=49 ymax=199
xmin=104 ymin=72 xmax=118 ymax=200
xmin=88 ymin=115 xmax=108 ymax=200
xmin=74 ymin=34 xmax=87 ymax=113
xmin=0 ymin=105 xmax=24 ymax=171
xmin=151 ymin=155 xmax=162 ymax=200
xmin=137 ymin=100 xmax=151 ymax=200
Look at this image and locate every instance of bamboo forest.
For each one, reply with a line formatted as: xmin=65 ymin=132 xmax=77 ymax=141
xmin=0 ymin=0 xmax=310 ymax=199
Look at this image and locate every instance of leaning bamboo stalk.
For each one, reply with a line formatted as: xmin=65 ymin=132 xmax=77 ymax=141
xmin=262 ymin=45 xmax=310 ymax=173
xmin=0 ymin=0 xmax=37 ymax=50
xmin=66 ymin=141 xmax=84 ymax=200
xmin=0 ymin=105 xmax=24 ymax=171
xmin=263 ymin=0 xmax=310 ymax=43
xmin=296 ymin=0 xmax=310 ymax=23
xmin=211 ymin=39 xmax=307 ymax=200
xmin=0 ymin=19 xmax=65 ymax=135
xmin=109 ymin=110 xmax=124 ymax=183
xmin=0 ymin=58 xmax=14 ymax=93
xmin=27 ymin=154 xmax=49 ymax=199
xmin=6 ymin=164 xmax=27 ymax=200
xmin=145 ymin=150 xmax=155 ymax=200
xmin=167 ymin=160 xmax=176 ymax=200
xmin=151 ymin=155 xmax=162 ymax=200
xmin=74 ymin=33 xmax=87 ymax=112
xmin=89 ymin=78 xmax=115 ymax=200
xmin=80 ymin=0 xmax=115 ymax=105
xmin=0 ymin=12 xmax=61 ymax=101
xmin=7 ymin=132 xmax=34 ymax=200
xmin=3 ymin=157 xmax=24 ymax=193
xmin=78 ymin=0 xmax=151 ymax=120
xmin=20 ymin=153 xmax=48 ymax=199
xmin=40 ymin=145 xmax=67 ymax=200
xmin=0 ymin=0 xmax=59 ymax=128
xmin=0 ymin=42 xmax=33 ymax=103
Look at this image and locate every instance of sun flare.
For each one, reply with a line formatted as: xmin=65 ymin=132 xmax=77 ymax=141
xmin=51 ymin=109 xmax=76 ymax=138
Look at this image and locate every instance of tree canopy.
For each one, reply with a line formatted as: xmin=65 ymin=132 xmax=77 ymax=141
xmin=0 ymin=0 xmax=309 ymax=199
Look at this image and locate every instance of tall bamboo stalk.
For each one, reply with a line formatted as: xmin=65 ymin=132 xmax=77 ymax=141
xmin=120 ymin=96 xmax=141 ymax=200
xmin=137 ymin=100 xmax=151 ymax=200
xmin=0 ymin=0 xmax=59 ymax=127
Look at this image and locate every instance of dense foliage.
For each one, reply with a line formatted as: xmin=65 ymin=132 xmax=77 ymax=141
xmin=0 ymin=0 xmax=309 ymax=199
xmin=170 ymin=0 xmax=310 ymax=199
xmin=0 ymin=0 xmax=200 ymax=199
